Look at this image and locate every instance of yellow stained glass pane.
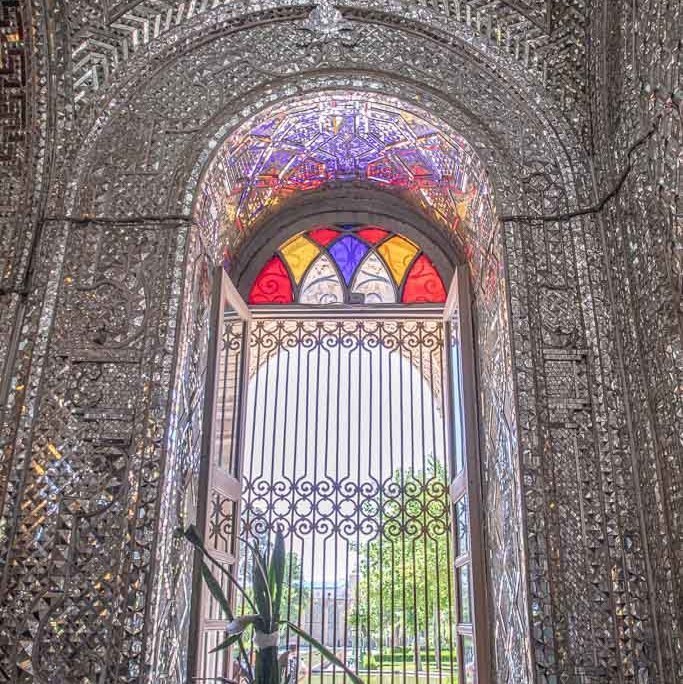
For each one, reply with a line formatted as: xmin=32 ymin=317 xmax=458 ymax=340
xmin=279 ymin=234 xmax=320 ymax=284
xmin=377 ymin=235 xmax=419 ymax=284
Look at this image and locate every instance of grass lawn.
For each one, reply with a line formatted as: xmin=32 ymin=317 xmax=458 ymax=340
xmin=300 ymin=649 xmax=457 ymax=683
xmin=308 ymin=672 xmax=456 ymax=683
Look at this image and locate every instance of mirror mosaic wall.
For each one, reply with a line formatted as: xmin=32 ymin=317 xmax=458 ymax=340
xmin=0 ymin=0 xmax=679 ymax=682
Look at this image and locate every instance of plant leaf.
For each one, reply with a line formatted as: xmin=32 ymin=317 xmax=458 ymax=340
xmin=183 ymin=523 xmax=205 ymax=548
xmin=208 ymin=633 xmax=241 ymax=654
xmin=269 ymin=529 xmax=286 ymax=618
xmin=184 ymin=525 xmax=257 ymax=613
xmin=242 ymin=538 xmax=273 ymax=624
xmin=283 ymin=621 xmax=364 ymax=684
xmin=226 ymin=614 xmax=262 ymax=635
xmin=252 ymin=548 xmax=271 ymax=622
xmin=200 ymin=561 xmax=233 ymax=621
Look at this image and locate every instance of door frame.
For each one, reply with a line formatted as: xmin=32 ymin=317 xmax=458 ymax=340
xmin=444 ymin=266 xmax=491 ymax=684
xmin=188 ymin=264 xmax=492 ymax=682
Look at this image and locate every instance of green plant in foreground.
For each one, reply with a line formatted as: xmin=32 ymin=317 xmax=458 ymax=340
xmin=183 ymin=525 xmax=364 ymax=684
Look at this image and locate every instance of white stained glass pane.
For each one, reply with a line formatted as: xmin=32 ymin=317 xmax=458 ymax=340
xmin=350 ymin=252 xmax=396 ymax=304
xmin=299 ymin=254 xmax=344 ymax=304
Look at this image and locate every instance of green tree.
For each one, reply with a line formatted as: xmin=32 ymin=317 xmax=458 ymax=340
xmin=354 ymin=460 xmax=457 ymax=675
xmin=281 ymin=550 xmax=310 ymax=625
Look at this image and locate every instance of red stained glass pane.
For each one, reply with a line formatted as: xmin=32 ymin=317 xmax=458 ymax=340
xmin=356 ymin=227 xmax=390 ymax=244
xmin=248 ymin=255 xmax=294 ymax=304
xmin=401 ymin=254 xmax=447 ymax=303
xmin=307 ymin=227 xmax=340 ymax=246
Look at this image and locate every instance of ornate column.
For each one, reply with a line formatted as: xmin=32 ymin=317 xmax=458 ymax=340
xmin=585 ymin=0 xmax=681 ymax=678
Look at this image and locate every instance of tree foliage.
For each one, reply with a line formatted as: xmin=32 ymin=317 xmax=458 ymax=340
xmin=354 ymin=460 xmax=456 ymax=665
xmin=280 ymin=551 xmax=310 ymax=625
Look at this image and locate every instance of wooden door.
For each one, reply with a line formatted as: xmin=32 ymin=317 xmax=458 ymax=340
xmin=444 ymin=268 xmax=490 ymax=684
xmin=193 ymin=268 xmax=251 ymax=681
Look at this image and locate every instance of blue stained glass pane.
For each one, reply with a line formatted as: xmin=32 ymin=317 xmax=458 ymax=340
xmin=328 ymin=236 xmax=369 ymax=284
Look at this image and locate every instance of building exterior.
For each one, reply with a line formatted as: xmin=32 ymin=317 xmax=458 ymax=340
xmin=303 ymin=581 xmax=354 ymax=648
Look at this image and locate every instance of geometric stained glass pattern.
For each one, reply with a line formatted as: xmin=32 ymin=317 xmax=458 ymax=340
xmin=279 ymin=234 xmax=320 ymax=283
xmin=247 ymin=224 xmax=447 ymax=305
xmin=199 ymin=94 xmax=492 ymax=263
xmin=377 ymin=234 xmax=419 ymax=284
xmin=351 ymin=252 xmax=395 ymax=304
xmin=402 ymin=254 xmax=448 ymax=303
xmin=356 ymin=227 xmax=390 ymax=244
xmin=248 ymin=255 xmax=294 ymax=304
xmin=328 ymin=235 xmax=369 ymax=284
xmin=308 ymin=226 xmax=342 ymax=246
xmin=299 ymin=253 xmax=345 ymax=304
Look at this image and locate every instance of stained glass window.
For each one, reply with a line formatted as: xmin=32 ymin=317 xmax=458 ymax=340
xmin=247 ymin=224 xmax=447 ymax=305
xmin=328 ymin=235 xmax=369 ymax=285
xmin=308 ymin=226 xmax=341 ymax=245
xmin=356 ymin=226 xmax=390 ymax=244
xmin=377 ymin=235 xmax=419 ymax=284
xmin=402 ymin=254 xmax=448 ymax=303
xmin=351 ymin=252 xmax=396 ymax=304
xmin=279 ymin=234 xmax=320 ymax=283
xmin=299 ymin=254 xmax=344 ymax=304
xmin=248 ymin=255 xmax=294 ymax=304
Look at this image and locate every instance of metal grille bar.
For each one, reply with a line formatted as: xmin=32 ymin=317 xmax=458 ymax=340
xmin=249 ymin=305 xmax=445 ymax=320
xmin=236 ymin=318 xmax=457 ymax=683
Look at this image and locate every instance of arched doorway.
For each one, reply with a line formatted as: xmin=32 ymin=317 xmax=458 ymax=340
xmin=189 ymin=103 xmax=495 ymax=681
xmin=184 ymin=92 xmax=500 ymax=682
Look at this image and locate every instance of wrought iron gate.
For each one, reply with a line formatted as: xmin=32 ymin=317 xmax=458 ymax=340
xmin=235 ymin=316 xmax=458 ymax=683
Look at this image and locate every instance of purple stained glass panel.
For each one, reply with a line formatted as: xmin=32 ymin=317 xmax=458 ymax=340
xmin=328 ymin=235 xmax=369 ymax=284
